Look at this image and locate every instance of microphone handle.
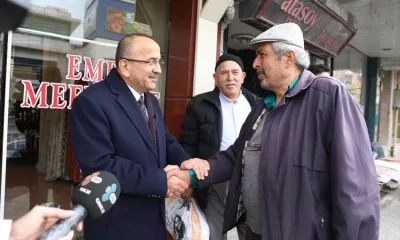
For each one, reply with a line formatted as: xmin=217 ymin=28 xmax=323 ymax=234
xmin=40 ymin=204 xmax=87 ymax=240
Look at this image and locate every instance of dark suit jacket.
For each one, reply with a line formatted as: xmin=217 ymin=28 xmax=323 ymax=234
xmin=69 ymin=68 xmax=190 ymax=240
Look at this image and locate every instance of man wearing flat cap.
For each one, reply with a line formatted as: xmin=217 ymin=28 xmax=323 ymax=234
xmin=179 ymin=54 xmax=259 ymax=240
xmin=173 ymin=23 xmax=380 ymax=240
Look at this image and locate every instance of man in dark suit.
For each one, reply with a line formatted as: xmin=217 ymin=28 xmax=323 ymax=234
xmin=69 ymin=33 xmax=192 ymax=240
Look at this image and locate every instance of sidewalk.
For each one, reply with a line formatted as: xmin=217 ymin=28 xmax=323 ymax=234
xmin=380 ymin=187 xmax=400 ymax=239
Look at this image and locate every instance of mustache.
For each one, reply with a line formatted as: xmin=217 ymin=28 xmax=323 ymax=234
xmin=256 ymin=69 xmax=265 ymax=75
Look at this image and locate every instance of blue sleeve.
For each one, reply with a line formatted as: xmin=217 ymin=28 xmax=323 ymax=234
xmin=70 ymin=94 xmax=168 ymax=198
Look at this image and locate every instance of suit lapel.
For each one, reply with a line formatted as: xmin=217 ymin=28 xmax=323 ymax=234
xmin=144 ymin=92 xmax=158 ymax=153
xmin=106 ymin=68 xmax=158 ymax=161
xmin=117 ymin=94 xmax=159 ymax=161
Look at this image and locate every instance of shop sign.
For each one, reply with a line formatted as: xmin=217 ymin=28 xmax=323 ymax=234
xmin=19 ymin=54 xmax=162 ymax=109
xmin=83 ymin=0 xmax=152 ymax=41
xmin=19 ymin=54 xmax=115 ymax=110
xmin=241 ymin=0 xmax=357 ymax=56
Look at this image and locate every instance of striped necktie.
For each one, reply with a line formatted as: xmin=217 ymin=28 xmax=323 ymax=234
xmin=138 ymin=95 xmax=148 ymax=122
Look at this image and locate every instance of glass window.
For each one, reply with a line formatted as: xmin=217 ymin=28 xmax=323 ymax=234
xmin=333 ymin=45 xmax=367 ymax=109
xmin=0 ymin=32 xmax=4 ymax=206
xmin=309 ymin=54 xmax=325 ymax=66
xmin=0 ymin=32 xmax=3 ymax=117
xmin=2 ymin=0 xmax=170 ymax=222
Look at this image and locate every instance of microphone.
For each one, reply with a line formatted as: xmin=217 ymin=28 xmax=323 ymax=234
xmin=40 ymin=171 xmax=121 ymax=240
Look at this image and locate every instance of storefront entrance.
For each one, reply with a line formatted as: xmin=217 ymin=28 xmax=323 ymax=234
xmin=0 ymin=0 xmax=170 ymax=221
xmin=226 ymin=0 xmax=357 ymax=97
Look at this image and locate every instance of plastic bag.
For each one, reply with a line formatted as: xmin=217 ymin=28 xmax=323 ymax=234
xmin=165 ymin=197 xmax=210 ymax=240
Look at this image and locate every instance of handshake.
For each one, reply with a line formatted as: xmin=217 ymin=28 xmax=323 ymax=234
xmin=164 ymin=158 xmax=210 ymax=198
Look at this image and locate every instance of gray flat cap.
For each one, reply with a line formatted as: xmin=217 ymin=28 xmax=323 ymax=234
xmin=249 ymin=23 xmax=304 ymax=50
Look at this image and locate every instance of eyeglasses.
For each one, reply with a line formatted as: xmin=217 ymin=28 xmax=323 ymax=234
xmin=121 ymin=57 xmax=165 ymax=66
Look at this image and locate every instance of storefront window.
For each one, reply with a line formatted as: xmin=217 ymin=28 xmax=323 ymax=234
xmin=375 ymin=76 xmax=381 ymax=142
xmin=333 ymin=45 xmax=368 ymax=110
xmin=0 ymin=33 xmax=3 ymax=118
xmin=2 ymin=0 xmax=170 ymax=221
xmin=309 ymin=54 xmax=325 ymax=66
xmin=0 ymin=33 xmax=4 ymax=202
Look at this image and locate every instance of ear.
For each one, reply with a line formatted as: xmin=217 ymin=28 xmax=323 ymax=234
xmin=241 ymin=72 xmax=246 ymax=81
xmin=118 ymin=61 xmax=130 ymax=78
xmin=286 ymin=51 xmax=296 ymax=67
xmin=213 ymin=73 xmax=218 ymax=85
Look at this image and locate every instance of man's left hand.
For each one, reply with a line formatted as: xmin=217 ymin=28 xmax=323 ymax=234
xmin=180 ymin=158 xmax=210 ymax=180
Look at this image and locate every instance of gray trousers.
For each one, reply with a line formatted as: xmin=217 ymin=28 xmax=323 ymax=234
xmin=204 ymin=182 xmax=246 ymax=240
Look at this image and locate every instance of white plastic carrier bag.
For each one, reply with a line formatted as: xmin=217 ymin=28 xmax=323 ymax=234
xmin=165 ymin=197 xmax=210 ymax=240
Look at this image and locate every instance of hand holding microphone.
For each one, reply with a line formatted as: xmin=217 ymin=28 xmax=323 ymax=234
xmin=8 ymin=206 xmax=82 ymax=240
xmin=40 ymin=171 xmax=121 ymax=240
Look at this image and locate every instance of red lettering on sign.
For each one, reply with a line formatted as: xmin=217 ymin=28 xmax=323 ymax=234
xmin=67 ymin=85 xmax=85 ymax=109
xmin=318 ymin=31 xmax=339 ymax=48
xmin=106 ymin=60 xmax=116 ymax=75
xmin=50 ymin=83 xmax=68 ymax=109
xmin=66 ymin=54 xmax=83 ymax=80
xmin=20 ymin=81 xmax=50 ymax=108
xmin=20 ymin=54 xmax=126 ymax=109
xmin=66 ymin=55 xmax=115 ymax=82
xmin=82 ymin=57 xmax=105 ymax=82
xmin=280 ymin=0 xmax=321 ymax=31
xmin=20 ymin=81 xmax=88 ymax=109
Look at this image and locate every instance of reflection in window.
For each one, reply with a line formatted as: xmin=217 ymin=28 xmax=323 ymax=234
xmin=333 ymin=45 xmax=368 ymax=110
xmin=0 ymin=33 xmax=3 ymax=109
xmin=3 ymin=0 xmax=170 ymax=226
xmin=333 ymin=69 xmax=363 ymax=103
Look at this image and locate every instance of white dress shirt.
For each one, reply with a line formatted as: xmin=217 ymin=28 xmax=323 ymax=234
xmin=127 ymin=85 xmax=142 ymax=101
xmin=219 ymin=91 xmax=252 ymax=151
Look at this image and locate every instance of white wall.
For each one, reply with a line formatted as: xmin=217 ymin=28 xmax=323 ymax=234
xmin=193 ymin=18 xmax=218 ymax=96
xmin=192 ymin=0 xmax=233 ymax=96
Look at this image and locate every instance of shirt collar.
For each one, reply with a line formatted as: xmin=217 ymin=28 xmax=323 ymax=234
xmin=127 ymin=85 xmax=143 ymax=101
xmin=264 ymin=75 xmax=300 ymax=109
xmin=219 ymin=89 xmax=243 ymax=104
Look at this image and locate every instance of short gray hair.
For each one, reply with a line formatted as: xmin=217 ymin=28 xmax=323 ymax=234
xmin=271 ymin=42 xmax=310 ymax=70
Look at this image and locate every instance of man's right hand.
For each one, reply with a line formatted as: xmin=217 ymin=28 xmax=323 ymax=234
xmin=164 ymin=166 xmax=190 ymax=198
xmin=167 ymin=175 xmax=189 ymax=198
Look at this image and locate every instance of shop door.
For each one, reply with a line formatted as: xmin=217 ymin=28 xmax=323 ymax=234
xmin=0 ymin=32 xmax=7 ymax=218
xmin=0 ymin=0 xmax=171 ymax=222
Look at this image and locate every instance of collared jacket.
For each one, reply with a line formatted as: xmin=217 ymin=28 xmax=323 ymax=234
xmin=199 ymin=70 xmax=380 ymax=240
xmin=70 ymin=69 xmax=190 ymax=240
xmin=179 ymin=87 xmax=259 ymax=209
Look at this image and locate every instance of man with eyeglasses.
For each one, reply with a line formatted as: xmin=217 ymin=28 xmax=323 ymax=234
xmin=69 ymin=33 xmax=198 ymax=240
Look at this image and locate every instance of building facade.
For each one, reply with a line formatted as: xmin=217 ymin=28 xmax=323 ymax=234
xmin=0 ymin=0 xmax=383 ymax=235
